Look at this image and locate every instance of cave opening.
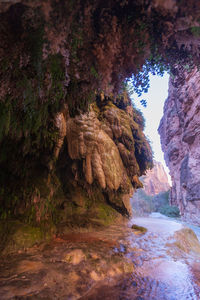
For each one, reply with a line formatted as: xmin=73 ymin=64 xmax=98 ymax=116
xmin=1 ymin=1 xmax=200 ymax=299
xmin=129 ymin=72 xmax=170 ymax=175
xmin=129 ymin=71 xmax=178 ymax=219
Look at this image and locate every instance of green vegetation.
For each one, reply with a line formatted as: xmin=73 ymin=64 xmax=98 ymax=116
xmin=191 ymin=26 xmax=200 ymax=37
xmin=0 ymin=56 xmax=65 ymax=157
xmin=1 ymin=0 xmax=196 ymax=255
xmin=0 ymin=220 xmax=54 ymax=255
xmin=159 ymin=205 xmax=180 ymax=218
xmin=97 ymin=203 xmax=119 ymax=226
xmin=131 ymin=189 xmax=180 ymax=218
xmin=131 ymin=224 xmax=147 ymax=234
xmin=0 ymin=52 xmax=66 ymax=225
xmin=67 ymin=78 xmax=95 ymax=116
xmin=128 ymin=51 xmax=170 ymax=106
xmin=90 ymin=66 xmax=99 ymax=79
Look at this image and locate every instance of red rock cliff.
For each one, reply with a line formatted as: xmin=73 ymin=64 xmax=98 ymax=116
xmin=159 ymin=68 xmax=200 ymax=225
xmin=142 ymin=161 xmax=170 ymax=196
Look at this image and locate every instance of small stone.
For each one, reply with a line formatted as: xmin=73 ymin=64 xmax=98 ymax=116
xmin=108 ymin=269 xmax=115 ymax=276
xmin=131 ymin=224 xmax=147 ymax=234
xmin=90 ymin=252 xmax=100 ymax=259
xmin=90 ymin=271 xmax=102 ymax=281
xmin=64 ymin=249 xmax=86 ymax=265
xmin=68 ymin=271 xmax=80 ymax=283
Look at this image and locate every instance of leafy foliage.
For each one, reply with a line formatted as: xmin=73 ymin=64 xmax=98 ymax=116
xmin=127 ymin=52 xmax=170 ymax=106
xmin=132 ymin=104 xmax=145 ymax=131
xmin=0 ymin=52 xmax=66 ymax=156
xmin=159 ymin=205 xmax=180 ymax=218
xmin=131 ymin=189 xmax=180 ymax=218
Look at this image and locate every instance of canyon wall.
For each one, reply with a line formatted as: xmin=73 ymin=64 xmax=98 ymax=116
xmin=159 ymin=68 xmax=200 ymax=225
xmin=131 ymin=161 xmax=172 ymax=216
xmin=141 ymin=161 xmax=170 ymax=196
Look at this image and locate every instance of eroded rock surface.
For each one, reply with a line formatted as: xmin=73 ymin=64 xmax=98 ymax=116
xmin=0 ymin=224 xmax=135 ymax=300
xmin=159 ymin=67 xmax=200 ymax=225
xmin=1 ymin=0 xmax=200 ymax=252
xmin=141 ymin=161 xmax=170 ymax=196
xmin=0 ymin=90 xmax=153 ymax=254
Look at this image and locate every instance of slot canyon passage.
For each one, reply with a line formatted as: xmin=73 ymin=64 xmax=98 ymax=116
xmin=1 ymin=0 xmax=200 ymax=299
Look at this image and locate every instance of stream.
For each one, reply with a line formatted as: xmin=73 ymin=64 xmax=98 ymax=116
xmin=127 ymin=215 xmax=200 ymax=300
xmin=82 ymin=214 xmax=200 ymax=300
xmin=1 ymin=214 xmax=200 ymax=299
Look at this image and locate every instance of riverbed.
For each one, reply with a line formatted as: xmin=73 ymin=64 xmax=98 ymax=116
xmin=81 ymin=214 xmax=200 ymax=300
xmin=1 ymin=214 xmax=200 ymax=299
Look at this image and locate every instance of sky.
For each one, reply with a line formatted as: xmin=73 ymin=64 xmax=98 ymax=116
xmin=130 ymin=73 xmax=171 ymax=182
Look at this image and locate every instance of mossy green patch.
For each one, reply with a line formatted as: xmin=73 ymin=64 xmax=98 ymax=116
xmin=191 ymin=26 xmax=200 ymax=37
xmin=48 ymin=54 xmax=66 ymax=107
xmin=0 ymin=220 xmax=54 ymax=255
xmin=90 ymin=66 xmax=99 ymax=79
xmin=96 ymin=203 xmax=119 ymax=226
xmin=131 ymin=224 xmax=147 ymax=234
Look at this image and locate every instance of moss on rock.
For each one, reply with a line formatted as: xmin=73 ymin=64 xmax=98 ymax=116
xmin=0 ymin=1 xmax=171 ymax=252
xmin=0 ymin=220 xmax=55 ymax=255
xmin=173 ymin=228 xmax=200 ymax=254
xmin=131 ymin=224 xmax=147 ymax=234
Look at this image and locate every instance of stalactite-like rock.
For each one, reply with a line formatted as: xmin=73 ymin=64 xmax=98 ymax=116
xmin=66 ymin=110 xmax=129 ymax=191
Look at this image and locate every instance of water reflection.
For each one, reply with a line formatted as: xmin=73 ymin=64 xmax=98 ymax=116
xmin=83 ymin=215 xmax=200 ymax=300
xmin=1 ymin=214 xmax=200 ymax=299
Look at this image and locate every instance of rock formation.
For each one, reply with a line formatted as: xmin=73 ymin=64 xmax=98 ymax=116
xmin=159 ymin=67 xmax=200 ymax=225
xmin=141 ymin=161 xmax=170 ymax=196
xmin=0 ymin=86 xmax=153 ymax=253
xmin=0 ymin=0 xmax=200 ymax=252
xmin=131 ymin=161 xmax=172 ymax=217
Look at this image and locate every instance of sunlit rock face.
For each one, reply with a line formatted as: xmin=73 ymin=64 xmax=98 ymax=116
xmin=66 ymin=110 xmax=128 ymax=191
xmin=66 ymin=99 xmax=152 ymax=191
xmin=141 ymin=161 xmax=170 ymax=196
xmin=62 ymin=96 xmax=153 ymax=217
xmin=159 ymin=67 xmax=200 ymax=225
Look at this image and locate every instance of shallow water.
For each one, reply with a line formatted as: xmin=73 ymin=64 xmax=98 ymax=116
xmin=129 ymin=216 xmax=200 ymax=300
xmin=1 ymin=215 xmax=200 ymax=299
xmin=82 ymin=215 xmax=200 ymax=300
xmin=150 ymin=212 xmax=200 ymax=241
